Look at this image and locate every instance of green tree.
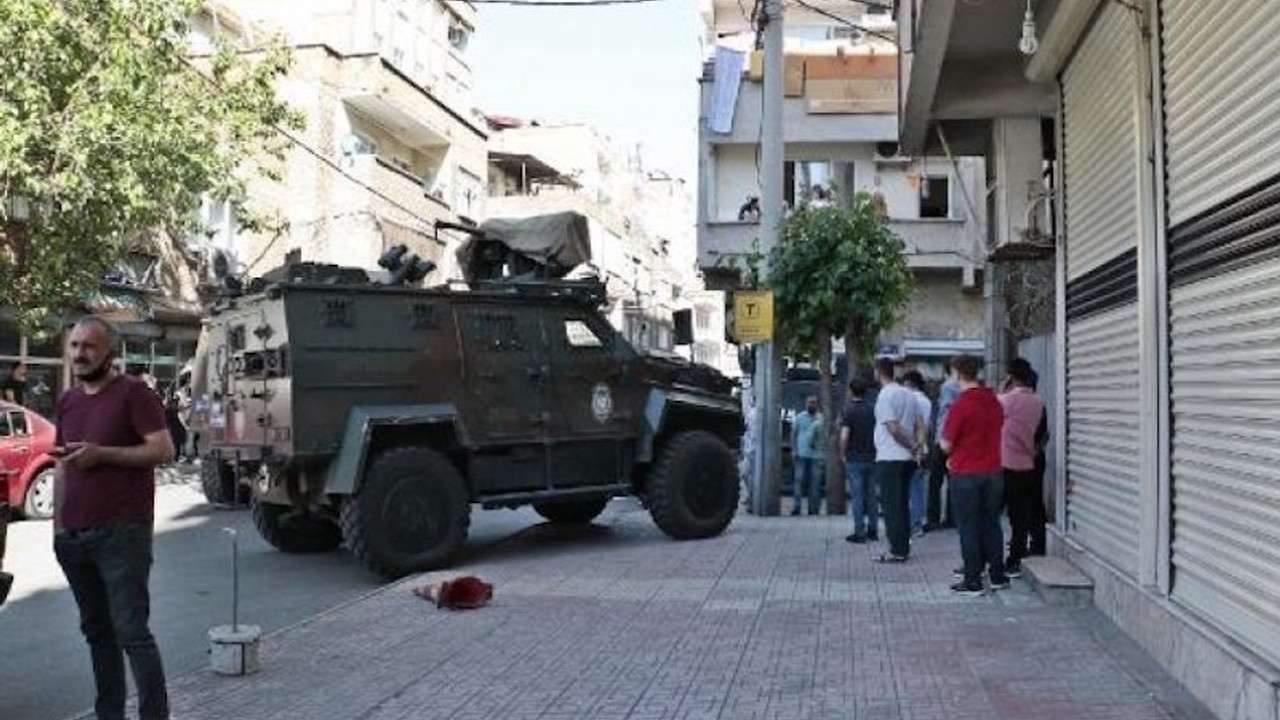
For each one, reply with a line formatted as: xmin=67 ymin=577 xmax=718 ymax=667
xmin=768 ymin=193 xmax=912 ymax=514
xmin=0 ymin=0 xmax=302 ymax=330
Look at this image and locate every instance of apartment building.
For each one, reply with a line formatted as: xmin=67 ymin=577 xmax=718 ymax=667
xmin=697 ymin=0 xmax=988 ymax=378
xmin=190 ymin=0 xmax=487 ymax=281
xmin=485 ymin=119 xmax=707 ymax=357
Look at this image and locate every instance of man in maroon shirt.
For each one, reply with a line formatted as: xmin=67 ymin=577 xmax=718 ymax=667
xmin=939 ymin=354 xmax=1009 ymax=596
xmin=54 ymin=317 xmax=175 ymax=720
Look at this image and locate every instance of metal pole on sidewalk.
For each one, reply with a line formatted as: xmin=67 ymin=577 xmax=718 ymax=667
xmin=752 ymin=0 xmax=785 ymax=516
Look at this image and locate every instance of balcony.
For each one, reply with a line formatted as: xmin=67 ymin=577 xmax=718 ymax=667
xmin=341 ymin=155 xmax=453 ymax=229
xmin=697 ymin=217 xmax=978 ymax=287
xmin=331 ymin=50 xmax=487 ymax=159
xmin=892 ymin=219 xmax=980 ymax=271
xmin=701 ymin=48 xmax=898 ymax=147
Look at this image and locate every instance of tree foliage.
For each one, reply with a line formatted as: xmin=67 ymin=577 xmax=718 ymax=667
xmin=0 ymin=0 xmax=302 ymax=329
xmin=768 ymin=193 xmax=913 ymax=363
xmin=767 ymin=193 xmax=913 ymax=514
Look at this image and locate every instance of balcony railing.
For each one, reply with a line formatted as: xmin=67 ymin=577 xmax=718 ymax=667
xmin=697 ymin=217 xmax=979 ymax=274
xmin=342 ymin=155 xmax=453 ymax=229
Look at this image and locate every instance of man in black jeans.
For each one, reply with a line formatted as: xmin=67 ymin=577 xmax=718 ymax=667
xmin=924 ymin=360 xmax=959 ymax=531
xmin=54 ymin=317 xmax=176 ymax=720
xmin=871 ymin=358 xmax=920 ymax=563
xmin=939 ymin=354 xmax=1009 ymax=595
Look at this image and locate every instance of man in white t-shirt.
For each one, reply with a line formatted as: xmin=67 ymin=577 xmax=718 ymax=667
xmin=872 ymin=357 xmax=920 ymax=563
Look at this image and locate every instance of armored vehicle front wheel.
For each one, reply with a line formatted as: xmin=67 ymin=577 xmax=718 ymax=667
xmin=201 ymin=459 xmax=250 ymax=506
xmin=646 ymin=430 xmax=739 ymax=540
xmin=340 ymin=446 xmax=470 ymax=579
xmin=252 ymin=501 xmax=343 ymax=553
xmin=532 ymin=496 xmax=610 ymax=524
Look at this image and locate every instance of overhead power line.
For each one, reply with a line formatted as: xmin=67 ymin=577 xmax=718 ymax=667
xmin=465 ymin=0 xmax=664 ymax=5
xmin=790 ymin=0 xmax=899 ymax=45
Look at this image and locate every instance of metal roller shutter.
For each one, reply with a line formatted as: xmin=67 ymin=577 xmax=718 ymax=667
xmin=1166 ymin=194 xmax=1280 ymax=666
xmin=1061 ymin=3 xmax=1142 ymax=578
xmin=1063 ymin=4 xmax=1140 ymax=279
xmin=1163 ymin=0 xmax=1280 ymax=226
xmin=1065 ymin=304 xmax=1140 ymax=576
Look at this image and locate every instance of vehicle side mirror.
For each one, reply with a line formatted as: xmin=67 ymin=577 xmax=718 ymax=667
xmin=672 ymin=309 xmax=693 ymax=346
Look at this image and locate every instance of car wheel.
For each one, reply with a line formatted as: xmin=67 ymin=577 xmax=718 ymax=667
xmin=340 ymin=446 xmax=470 ymax=579
xmin=646 ymin=430 xmax=739 ymax=540
xmin=532 ymin=496 xmax=610 ymax=524
xmin=200 ymin=458 xmax=251 ymax=506
xmin=23 ymin=467 xmax=56 ymax=520
xmin=251 ymin=500 xmax=342 ymax=553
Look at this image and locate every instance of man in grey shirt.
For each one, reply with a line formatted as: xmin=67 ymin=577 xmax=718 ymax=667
xmin=872 ymin=357 xmax=920 ymax=562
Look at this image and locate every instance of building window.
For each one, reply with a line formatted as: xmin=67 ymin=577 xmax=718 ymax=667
xmin=919 ymin=176 xmax=950 ymax=218
xmin=447 ymin=15 xmax=471 ymax=52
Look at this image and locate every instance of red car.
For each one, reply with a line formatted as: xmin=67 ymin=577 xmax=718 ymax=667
xmin=0 ymin=401 xmax=58 ymax=520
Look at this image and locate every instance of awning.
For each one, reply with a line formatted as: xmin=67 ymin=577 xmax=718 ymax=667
xmin=902 ymin=338 xmax=985 ymax=358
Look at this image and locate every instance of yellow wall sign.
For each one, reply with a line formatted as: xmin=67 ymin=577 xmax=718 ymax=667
xmin=733 ymin=291 xmax=774 ymax=343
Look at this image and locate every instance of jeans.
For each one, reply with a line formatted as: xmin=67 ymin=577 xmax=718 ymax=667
xmin=55 ymin=524 xmax=169 ymax=720
xmin=1004 ymin=468 xmax=1047 ymax=563
xmin=951 ymin=473 xmax=1007 ymax=585
xmin=876 ymin=460 xmax=915 ymax=557
xmin=909 ymin=465 xmax=926 ymax=532
xmin=845 ymin=459 xmax=877 ymax=536
xmin=927 ymin=446 xmax=953 ymax=526
xmin=792 ymin=457 xmax=822 ymax=514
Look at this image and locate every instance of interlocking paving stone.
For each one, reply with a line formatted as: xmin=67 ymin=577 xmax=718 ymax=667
xmin=88 ymin=507 xmax=1217 ymax=720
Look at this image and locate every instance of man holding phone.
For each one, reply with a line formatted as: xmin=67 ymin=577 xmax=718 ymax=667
xmin=53 ymin=317 xmax=175 ymax=720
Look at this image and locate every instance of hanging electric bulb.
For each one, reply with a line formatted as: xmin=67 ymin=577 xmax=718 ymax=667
xmin=1019 ymin=0 xmax=1039 ymax=56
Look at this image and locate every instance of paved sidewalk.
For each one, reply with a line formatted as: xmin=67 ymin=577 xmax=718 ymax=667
xmin=126 ymin=502 xmax=1212 ymax=720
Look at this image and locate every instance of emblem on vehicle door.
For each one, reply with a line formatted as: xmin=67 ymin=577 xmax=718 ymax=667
xmin=591 ymin=383 xmax=613 ymax=423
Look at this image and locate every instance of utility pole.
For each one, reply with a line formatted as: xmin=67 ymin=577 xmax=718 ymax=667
xmin=751 ymin=0 xmax=784 ymax=516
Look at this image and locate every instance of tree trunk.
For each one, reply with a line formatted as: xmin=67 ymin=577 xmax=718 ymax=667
xmin=845 ymin=316 xmax=866 ymax=387
xmin=820 ymin=334 xmax=847 ymax=515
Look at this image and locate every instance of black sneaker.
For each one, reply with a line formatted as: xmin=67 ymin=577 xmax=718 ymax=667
xmin=1005 ymin=562 xmax=1023 ymax=578
xmin=989 ymin=576 xmax=1011 ymax=590
xmin=845 ymin=533 xmax=868 ymax=544
xmin=950 ymin=581 xmax=984 ymax=596
xmin=0 ymin=571 xmax=12 ymax=606
xmin=951 ymin=567 xmax=965 ymax=578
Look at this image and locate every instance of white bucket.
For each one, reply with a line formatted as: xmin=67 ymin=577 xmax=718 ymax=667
xmin=208 ymin=624 xmax=262 ymax=676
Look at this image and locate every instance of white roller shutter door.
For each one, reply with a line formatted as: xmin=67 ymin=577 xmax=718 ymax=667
xmin=1061 ymin=3 xmax=1142 ymax=578
xmin=1163 ymin=0 xmax=1280 ymax=668
xmin=1163 ymin=0 xmax=1280 ymax=226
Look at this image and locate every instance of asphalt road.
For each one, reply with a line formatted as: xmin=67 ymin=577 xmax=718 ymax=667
xmin=0 ymin=472 xmax=544 ymax=720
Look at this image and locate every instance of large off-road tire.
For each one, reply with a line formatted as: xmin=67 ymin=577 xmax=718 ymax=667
xmin=252 ymin=501 xmax=342 ymax=553
xmin=340 ymin=446 xmax=470 ymax=579
xmin=23 ymin=467 xmax=56 ymax=520
xmin=200 ymin=459 xmax=250 ymax=505
xmin=646 ymin=430 xmax=739 ymax=540
xmin=533 ymin=496 xmax=610 ymax=524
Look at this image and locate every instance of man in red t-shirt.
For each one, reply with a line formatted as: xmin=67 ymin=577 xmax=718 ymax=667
xmin=939 ymin=354 xmax=1009 ymax=596
xmin=53 ymin=317 xmax=175 ymax=720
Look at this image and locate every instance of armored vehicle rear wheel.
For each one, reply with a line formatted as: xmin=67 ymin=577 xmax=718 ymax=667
xmin=201 ymin=459 xmax=250 ymax=505
xmin=532 ymin=496 xmax=609 ymax=524
xmin=252 ymin=501 xmax=342 ymax=553
xmin=340 ymin=446 xmax=470 ymax=579
xmin=646 ymin=430 xmax=739 ymax=540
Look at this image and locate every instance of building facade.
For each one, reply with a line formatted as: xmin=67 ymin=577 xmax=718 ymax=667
xmin=697 ymin=0 xmax=987 ymax=377
xmin=192 ymin=0 xmax=487 ymax=280
xmin=485 ymin=120 xmax=712 ymax=360
xmin=899 ymin=2 xmax=1280 ymax=718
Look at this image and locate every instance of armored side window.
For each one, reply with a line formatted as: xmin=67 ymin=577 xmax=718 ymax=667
xmin=564 ymin=319 xmax=605 ymax=350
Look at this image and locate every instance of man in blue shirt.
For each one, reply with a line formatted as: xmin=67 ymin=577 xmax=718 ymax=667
xmin=790 ymin=396 xmax=824 ymax=516
xmin=925 ymin=360 xmax=961 ymax=531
